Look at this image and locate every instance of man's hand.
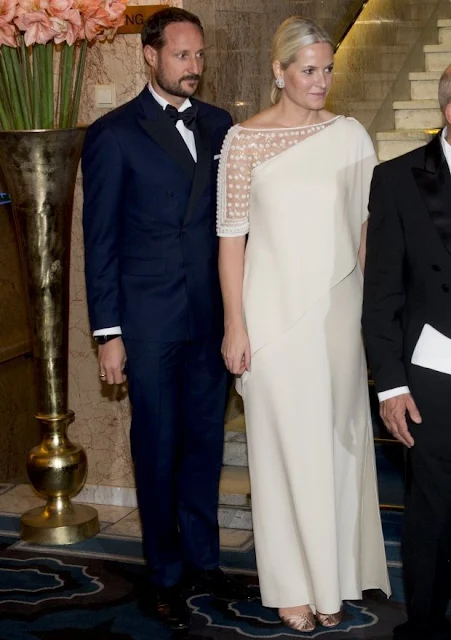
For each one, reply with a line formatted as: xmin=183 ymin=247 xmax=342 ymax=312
xmin=98 ymin=337 xmax=127 ymax=385
xmin=380 ymin=393 xmax=422 ymax=448
xmin=221 ymin=325 xmax=251 ymax=375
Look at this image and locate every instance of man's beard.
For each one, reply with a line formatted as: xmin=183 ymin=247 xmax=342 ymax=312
xmin=155 ymin=65 xmax=200 ymax=99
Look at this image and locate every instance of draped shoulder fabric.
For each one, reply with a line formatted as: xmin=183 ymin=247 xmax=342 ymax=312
xmin=217 ymin=117 xmax=390 ymax=611
xmin=218 ymin=116 xmax=377 ymax=360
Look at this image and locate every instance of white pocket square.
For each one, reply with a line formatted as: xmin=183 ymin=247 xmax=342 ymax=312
xmin=213 ymin=154 xmax=221 ymax=160
xmin=411 ymin=324 xmax=451 ymax=375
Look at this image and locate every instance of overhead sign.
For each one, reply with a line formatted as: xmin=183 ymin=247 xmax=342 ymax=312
xmin=118 ymin=5 xmax=169 ymax=34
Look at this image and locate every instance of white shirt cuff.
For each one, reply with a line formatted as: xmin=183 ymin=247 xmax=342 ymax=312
xmin=93 ymin=326 xmax=122 ymax=336
xmin=378 ymin=386 xmax=410 ymax=402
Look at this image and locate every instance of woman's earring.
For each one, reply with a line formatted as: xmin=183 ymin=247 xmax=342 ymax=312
xmin=275 ymin=76 xmax=285 ymax=89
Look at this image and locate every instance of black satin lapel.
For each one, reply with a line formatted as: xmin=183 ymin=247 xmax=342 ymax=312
xmin=138 ymin=115 xmax=195 ymax=181
xmin=183 ymin=116 xmax=212 ymax=225
xmin=412 ymin=136 xmax=451 ymax=254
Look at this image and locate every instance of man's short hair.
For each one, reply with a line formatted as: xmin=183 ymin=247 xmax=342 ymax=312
xmin=141 ymin=7 xmax=203 ymax=49
xmin=438 ymin=65 xmax=451 ymax=113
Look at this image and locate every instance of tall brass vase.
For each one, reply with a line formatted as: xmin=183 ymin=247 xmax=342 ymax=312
xmin=0 ymin=129 xmax=99 ymax=545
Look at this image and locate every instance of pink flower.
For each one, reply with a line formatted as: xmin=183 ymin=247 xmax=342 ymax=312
xmin=90 ymin=0 xmax=126 ymax=41
xmin=0 ymin=21 xmax=16 ymax=45
xmin=50 ymin=8 xmax=80 ymax=44
xmin=14 ymin=0 xmax=56 ymax=45
xmin=105 ymin=0 xmax=125 ymax=26
xmin=0 ymin=0 xmax=17 ymax=25
xmin=48 ymin=0 xmax=73 ymax=17
xmin=15 ymin=10 xmax=56 ymax=45
xmin=16 ymin=0 xmax=49 ymax=13
xmin=76 ymin=0 xmax=110 ymax=41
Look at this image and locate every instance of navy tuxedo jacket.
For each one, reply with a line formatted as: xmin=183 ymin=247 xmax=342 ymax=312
xmin=82 ymin=88 xmax=232 ymax=341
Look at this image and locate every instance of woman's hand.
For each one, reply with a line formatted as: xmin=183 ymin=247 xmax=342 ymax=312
xmin=221 ymin=325 xmax=251 ymax=375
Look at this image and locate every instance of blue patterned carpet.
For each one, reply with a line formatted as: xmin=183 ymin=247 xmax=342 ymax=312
xmin=0 ymin=411 xmax=408 ymax=640
xmin=0 ymin=509 xmax=406 ymax=640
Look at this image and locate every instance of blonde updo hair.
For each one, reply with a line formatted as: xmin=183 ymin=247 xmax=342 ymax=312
xmin=271 ymin=16 xmax=334 ymax=104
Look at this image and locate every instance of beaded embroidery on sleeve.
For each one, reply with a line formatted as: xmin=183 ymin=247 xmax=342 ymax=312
xmin=216 ymin=118 xmax=340 ymax=237
xmin=216 ymin=125 xmax=252 ymax=237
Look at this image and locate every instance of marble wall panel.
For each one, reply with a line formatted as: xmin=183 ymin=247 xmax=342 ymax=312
xmin=186 ymin=0 xmax=363 ymax=121
xmin=0 ymin=191 xmax=38 ymax=483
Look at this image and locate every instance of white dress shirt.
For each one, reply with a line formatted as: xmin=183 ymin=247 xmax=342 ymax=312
xmin=93 ymin=84 xmax=198 ymax=338
xmin=378 ymin=128 xmax=451 ymax=401
xmin=147 ymin=83 xmax=197 ymax=162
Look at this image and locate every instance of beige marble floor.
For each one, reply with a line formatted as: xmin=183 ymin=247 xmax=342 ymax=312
xmin=0 ymin=484 xmax=136 ymax=524
xmin=0 ymin=483 xmax=254 ymax=550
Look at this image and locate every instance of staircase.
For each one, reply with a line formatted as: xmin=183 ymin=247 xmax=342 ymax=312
xmin=376 ymin=17 xmax=451 ymax=160
xmin=219 ymin=413 xmax=252 ymax=530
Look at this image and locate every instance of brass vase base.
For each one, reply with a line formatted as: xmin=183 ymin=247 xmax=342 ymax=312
xmin=21 ymin=504 xmax=100 ymax=546
xmin=0 ymin=130 xmax=98 ymax=546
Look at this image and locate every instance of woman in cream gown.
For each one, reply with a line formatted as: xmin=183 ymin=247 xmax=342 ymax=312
xmin=217 ymin=16 xmax=390 ymax=633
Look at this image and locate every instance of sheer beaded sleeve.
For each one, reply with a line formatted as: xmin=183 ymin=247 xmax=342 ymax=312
xmin=216 ymin=125 xmax=252 ymax=237
xmin=216 ymin=118 xmax=343 ymax=236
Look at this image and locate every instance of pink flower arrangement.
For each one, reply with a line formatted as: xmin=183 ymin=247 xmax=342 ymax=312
xmin=0 ymin=0 xmax=127 ymax=130
xmin=0 ymin=0 xmax=126 ymax=46
xmin=0 ymin=0 xmax=17 ymax=46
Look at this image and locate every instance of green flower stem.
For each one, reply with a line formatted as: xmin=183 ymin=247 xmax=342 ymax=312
xmin=20 ymin=35 xmax=33 ymax=126
xmin=36 ymin=44 xmax=49 ymax=127
xmin=0 ymin=100 xmax=11 ymax=130
xmin=56 ymin=43 xmax=65 ymax=126
xmin=0 ymin=50 xmax=14 ymax=129
xmin=32 ymin=45 xmax=42 ymax=129
xmin=44 ymin=42 xmax=54 ymax=128
xmin=0 ymin=73 xmax=12 ymax=129
xmin=8 ymin=44 xmax=32 ymax=128
xmin=2 ymin=46 xmax=25 ymax=129
xmin=59 ymin=43 xmax=75 ymax=129
xmin=69 ymin=40 xmax=87 ymax=127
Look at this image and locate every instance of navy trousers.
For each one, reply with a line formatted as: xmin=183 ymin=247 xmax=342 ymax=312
xmin=124 ymin=336 xmax=228 ymax=588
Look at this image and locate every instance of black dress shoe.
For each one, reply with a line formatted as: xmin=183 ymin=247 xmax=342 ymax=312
xmin=138 ymin=584 xmax=190 ymax=629
xmin=190 ymin=568 xmax=252 ymax=601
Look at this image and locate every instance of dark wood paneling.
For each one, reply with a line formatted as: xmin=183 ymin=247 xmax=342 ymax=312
xmin=0 ymin=185 xmax=38 ymax=483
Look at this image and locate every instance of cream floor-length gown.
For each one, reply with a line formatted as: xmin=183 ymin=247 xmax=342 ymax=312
xmin=217 ymin=116 xmax=391 ymax=612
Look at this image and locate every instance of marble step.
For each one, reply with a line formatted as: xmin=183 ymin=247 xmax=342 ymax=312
xmin=363 ymin=72 xmax=398 ymax=101
xmin=424 ymin=44 xmax=451 ymax=72
xmin=218 ymin=502 xmax=253 ymax=530
xmin=223 ymin=430 xmax=248 ymax=467
xmin=393 ymin=99 xmax=443 ymax=129
xmin=438 ymin=19 xmax=451 ymax=44
xmin=219 ymin=465 xmax=252 ymax=530
xmin=220 ymin=528 xmax=253 ymax=550
xmin=376 ymin=129 xmax=432 ymax=161
xmin=409 ymin=71 xmax=441 ymax=100
xmin=330 ymin=72 xmax=397 ymax=103
xmin=336 ymin=46 xmax=410 ymax=74
xmin=225 ymin=413 xmax=245 ymax=433
xmin=404 ymin=2 xmax=450 ymax=22
xmin=220 ymin=464 xmax=250 ymax=496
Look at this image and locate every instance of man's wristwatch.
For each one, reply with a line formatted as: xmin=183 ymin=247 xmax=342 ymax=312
xmin=94 ymin=334 xmax=121 ymax=345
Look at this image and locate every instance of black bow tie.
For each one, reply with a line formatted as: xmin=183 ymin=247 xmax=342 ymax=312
xmin=165 ymin=104 xmax=198 ymax=131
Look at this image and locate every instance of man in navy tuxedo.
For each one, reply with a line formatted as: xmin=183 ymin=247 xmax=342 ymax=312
xmin=82 ymin=7 xmax=246 ymax=629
